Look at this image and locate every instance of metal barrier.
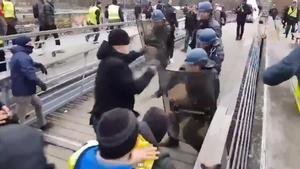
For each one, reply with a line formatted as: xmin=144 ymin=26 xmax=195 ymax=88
xmin=0 ymin=21 xmax=136 ymax=41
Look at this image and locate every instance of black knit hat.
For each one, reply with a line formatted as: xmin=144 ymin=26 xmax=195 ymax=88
xmin=108 ymin=29 xmax=130 ymax=46
xmin=97 ymin=108 xmax=139 ymax=159
xmin=143 ymin=107 xmax=168 ymax=143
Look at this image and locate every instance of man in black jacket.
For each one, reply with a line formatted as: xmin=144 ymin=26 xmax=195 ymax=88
xmin=235 ymin=0 xmax=252 ymax=40
xmin=164 ymin=1 xmax=178 ymax=62
xmin=283 ymin=0 xmax=300 ymax=40
xmin=90 ymin=29 xmax=156 ymax=130
xmin=182 ymin=6 xmax=197 ymax=52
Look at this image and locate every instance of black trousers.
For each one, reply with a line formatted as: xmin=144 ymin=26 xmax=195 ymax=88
xmin=6 ymin=24 xmax=17 ymax=35
xmin=35 ymin=25 xmax=61 ymax=48
xmin=86 ymin=28 xmax=100 ymax=42
xmin=236 ymin=21 xmax=246 ymax=39
xmin=285 ymin=22 xmax=296 ymax=39
xmin=167 ymin=26 xmax=175 ymax=59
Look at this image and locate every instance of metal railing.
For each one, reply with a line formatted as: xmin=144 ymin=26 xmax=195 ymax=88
xmin=0 ymin=21 xmax=136 ymax=41
xmin=225 ymin=37 xmax=263 ymax=169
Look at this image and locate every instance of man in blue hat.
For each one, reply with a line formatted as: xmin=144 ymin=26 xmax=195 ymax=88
xmin=189 ymin=1 xmax=222 ymax=49
xmin=161 ymin=48 xmax=220 ymax=149
xmin=10 ymin=36 xmax=48 ymax=129
xmin=196 ymin=28 xmax=224 ymax=74
xmin=149 ymin=9 xmax=171 ymax=69
xmin=148 ymin=9 xmax=173 ymax=98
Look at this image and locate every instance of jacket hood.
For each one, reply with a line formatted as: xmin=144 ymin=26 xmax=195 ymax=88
xmin=97 ymin=40 xmax=133 ymax=63
xmin=12 ymin=36 xmax=31 ymax=47
xmin=10 ymin=46 xmax=32 ymax=55
xmin=97 ymin=40 xmax=113 ymax=60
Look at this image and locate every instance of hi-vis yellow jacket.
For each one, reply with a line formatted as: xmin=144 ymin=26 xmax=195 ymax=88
xmin=2 ymin=0 xmax=15 ymax=18
xmin=68 ymin=135 xmax=155 ymax=169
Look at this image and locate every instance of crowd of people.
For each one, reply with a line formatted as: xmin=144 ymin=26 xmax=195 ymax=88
xmin=3 ymin=0 xmax=298 ymax=169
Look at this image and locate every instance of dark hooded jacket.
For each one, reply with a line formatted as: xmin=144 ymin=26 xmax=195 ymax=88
xmin=282 ymin=6 xmax=300 ymax=24
xmin=91 ymin=41 xmax=155 ymax=121
xmin=10 ymin=40 xmax=44 ymax=96
xmin=235 ymin=3 xmax=252 ymax=23
xmin=263 ymin=47 xmax=300 ymax=86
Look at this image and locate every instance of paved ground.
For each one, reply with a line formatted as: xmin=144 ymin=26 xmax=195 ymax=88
xmin=41 ymin=22 xmax=259 ymax=169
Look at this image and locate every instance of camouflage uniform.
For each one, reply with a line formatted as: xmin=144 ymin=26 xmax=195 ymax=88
xmin=160 ymin=70 xmax=219 ymax=151
xmin=144 ymin=22 xmax=171 ymax=69
xmin=206 ymin=39 xmax=224 ymax=73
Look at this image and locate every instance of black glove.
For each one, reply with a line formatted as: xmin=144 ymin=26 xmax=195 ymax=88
xmin=40 ymin=82 xmax=47 ymax=91
xmin=36 ymin=63 xmax=48 ymax=75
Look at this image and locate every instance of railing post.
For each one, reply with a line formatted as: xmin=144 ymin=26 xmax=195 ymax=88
xmin=0 ymin=78 xmax=11 ymax=105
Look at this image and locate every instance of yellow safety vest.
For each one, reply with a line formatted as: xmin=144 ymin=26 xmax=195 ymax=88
xmin=288 ymin=7 xmax=298 ymax=18
xmin=3 ymin=0 xmax=15 ymax=18
xmin=87 ymin=6 xmax=101 ymax=25
xmin=68 ymin=136 xmax=155 ymax=169
xmin=68 ymin=140 xmax=98 ymax=169
xmin=108 ymin=4 xmax=120 ymax=22
xmin=135 ymin=135 xmax=155 ymax=169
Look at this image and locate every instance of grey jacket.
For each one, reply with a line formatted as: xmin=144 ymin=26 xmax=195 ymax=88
xmin=208 ymin=19 xmax=222 ymax=38
xmin=37 ymin=0 xmax=55 ymax=26
xmin=44 ymin=1 xmax=55 ymax=26
xmin=208 ymin=39 xmax=224 ymax=73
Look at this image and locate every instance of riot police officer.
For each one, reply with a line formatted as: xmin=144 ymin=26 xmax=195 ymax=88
xmin=197 ymin=28 xmax=224 ymax=74
xmin=161 ymin=48 xmax=219 ymax=151
xmin=148 ymin=9 xmax=172 ymax=98
xmin=189 ymin=1 xmax=222 ymax=49
xmin=148 ymin=9 xmax=171 ymax=69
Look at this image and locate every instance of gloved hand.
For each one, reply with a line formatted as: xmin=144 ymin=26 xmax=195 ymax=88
xmin=40 ymin=82 xmax=47 ymax=91
xmin=36 ymin=63 xmax=48 ymax=75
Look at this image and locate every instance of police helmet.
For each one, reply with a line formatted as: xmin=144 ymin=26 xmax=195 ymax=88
xmin=151 ymin=9 xmax=166 ymax=22
xmin=185 ymin=48 xmax=215 ymax=67
xmin=197 ymin=28 xmax=217 ymax=45
xmin=198 ymin=1 xmax=213 ymax=12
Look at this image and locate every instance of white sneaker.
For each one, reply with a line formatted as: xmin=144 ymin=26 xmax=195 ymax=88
xmin=169 ymin=58 xmax=175 ymax=64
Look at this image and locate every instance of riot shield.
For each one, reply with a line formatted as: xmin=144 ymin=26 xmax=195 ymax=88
xmin=158 ymin=69 xmax=219 ymax=151
xmin=136 ymin=20 xmax=153 ymax=48
xmin=137 ymin=20 xmax=170 ymax=69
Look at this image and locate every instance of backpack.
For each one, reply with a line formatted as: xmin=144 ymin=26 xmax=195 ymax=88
xmin=33 ymin=3 xmax=39 ymax=18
